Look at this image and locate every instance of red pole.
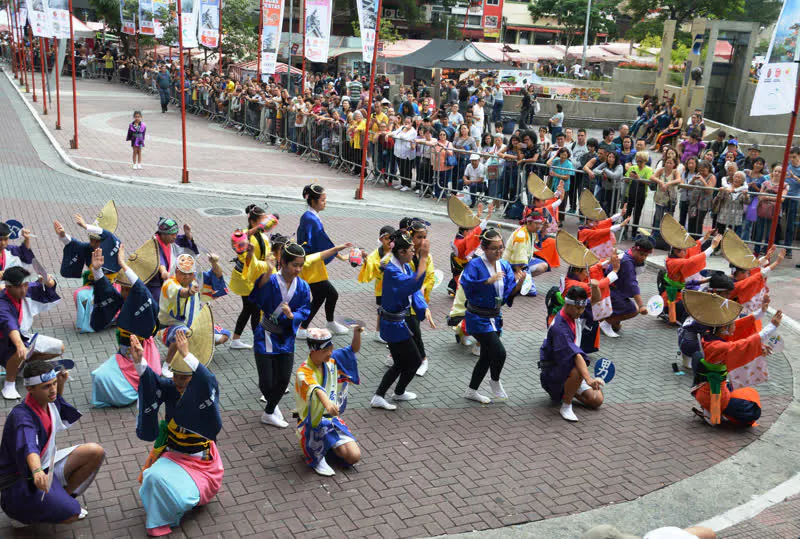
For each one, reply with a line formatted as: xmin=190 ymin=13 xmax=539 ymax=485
xmin=177 ymin=0 xmax=190 ymax=183
xmin=300 ymin=0 xmax=305 ymax=95
xmin=28 ymin=27 xmax=37 ymax=102
xmin=53 ymin=38 xmax=61 ymax=129
xmin=767 ymin=67 xmax=800 ymax=249
xmin=68 ymin=0 xmax=78 ymax=148
xmin=256 ymin=0 xmax=263 ymax=82
xmin=39 ymin=37 xmax=48 ymax=115
xmin=356 ymin=0 xmax=383 ymax=200
xmin=218 ymin=0 xmax=223 ymax=74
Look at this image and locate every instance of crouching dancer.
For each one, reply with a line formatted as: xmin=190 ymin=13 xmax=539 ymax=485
xmin=539 ymin=286 xmax=606 ymax=422
xmin=0 ymin=360 xmax=104 ymax=526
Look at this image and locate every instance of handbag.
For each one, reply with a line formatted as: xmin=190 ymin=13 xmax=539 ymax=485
xmin=445 ymin=147 xmax=458 ymax=167
xmin=757 ymin=196 xmax=777 ymax=219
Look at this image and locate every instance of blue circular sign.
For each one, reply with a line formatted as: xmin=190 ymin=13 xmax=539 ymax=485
xmin=594 ymin=357 xmax=616 ymax=383
xmin=5 ymin=220 xmax=23 ymax=240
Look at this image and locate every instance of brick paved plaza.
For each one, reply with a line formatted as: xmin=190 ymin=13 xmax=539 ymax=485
xmin=1 ymin=67 xmax=800 ymax=538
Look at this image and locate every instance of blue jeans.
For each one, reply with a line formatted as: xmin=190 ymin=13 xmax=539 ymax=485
xmin=158 ymin=88 xmax=170 ymax=106
xmin=434 ymin=169 xmax=453 ymax=198
xmin=783 ymin=199 xmax=798 ymax=249
xmin=753 ymin=217 xmax=773 ymax=254
xmin=741 ymin=220 xmax=755 ymax=241
xmin=493 ymin=101 xmax=504 ymax=123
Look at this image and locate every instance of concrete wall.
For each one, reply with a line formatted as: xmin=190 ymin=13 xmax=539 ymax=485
xmin=734 ymin=81 xmax=796 ymax=133
xmin=610 ymin=68 xmax=656 ymax=102
xmin=703 ymin=118 xmax=800 ymax=165
xmin=501 ymin=95 xmax=638 ymax=129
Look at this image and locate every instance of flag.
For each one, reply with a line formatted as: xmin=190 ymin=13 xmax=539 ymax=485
xmin=259 ymin=0 xmax=285 ymax=79
xmin=355 ymin=0 xmax=379 ymax=63
xmin=25 ymin=0 xmax=52 ymax=37
xmin=751 ymin=0 xmax=800 ymax=116
xmin=198 ymin=0 xmax=220 ymax=48
xmin=177 ymin=0 xmax=200 ymax=49
xmin=139 ymin=0 xmax=155 ymax=36
xmin=304 ymin=0 xmax=332 ymax=63
xmin=48 ymin=0 xmax=70 ymax=38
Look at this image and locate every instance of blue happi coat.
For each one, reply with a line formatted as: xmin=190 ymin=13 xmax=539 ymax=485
xmin=459 ymin=256 xmax=517 ymax=335
xmin=248 ymin=272 xmax=311 ymax=355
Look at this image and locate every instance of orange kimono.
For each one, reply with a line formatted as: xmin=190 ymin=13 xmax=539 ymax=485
xmin=578 ymin=219 xmax=616 ymax=260
xmin=526 ymin=200 xmax=561 ymax=268
xmin=662 ymin=250 xmax=708 ymax=304
xmin=730 ymin=269 xmax=768 ymax=316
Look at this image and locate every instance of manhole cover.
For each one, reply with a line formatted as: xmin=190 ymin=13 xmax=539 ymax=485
xmin=197 ymin=207 xmax=244 ymax=217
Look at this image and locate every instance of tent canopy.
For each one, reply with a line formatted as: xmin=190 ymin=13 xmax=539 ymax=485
xmin=387 ymin=39 xmax=510 ymax=70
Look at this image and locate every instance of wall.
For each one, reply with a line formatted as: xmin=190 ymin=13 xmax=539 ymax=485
xmin=610 ymin=67 xmax=656 ymax=102
xmin=703 ymin=118 xmax=800 ymax=165
xmin=501 ymin=95 xmax=639 ymax=129
xmin=735 ymin=81 xmax=796 ymax=133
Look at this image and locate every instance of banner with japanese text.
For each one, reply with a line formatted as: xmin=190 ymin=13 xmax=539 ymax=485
xmin=48 ymin=0 xmax=70 ymax=38
xmin=198 ymin=0 xmax=220 ymax=48
xmin=259 ymin=0 xmax=284 ymax=78
xmin=751 ymin=0 xmax=800 ymax=116
xmin=304 ymin=0 xmax=332 ymax=63
xmin=120 ymin=0 xmax=137 ymax=36
xmin=482 ymin=0 xmax=503 ymax=39
xmin=26 ymin=0 xmax=52 ymax=38
xmin=355 ymin=0 xmax=378 ymax=63
xmin=139 ymin=0 xmax=155 ymax=36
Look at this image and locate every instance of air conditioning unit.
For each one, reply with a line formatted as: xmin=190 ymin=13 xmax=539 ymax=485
xmin=384 ymin=9 xmax=397 ymax=18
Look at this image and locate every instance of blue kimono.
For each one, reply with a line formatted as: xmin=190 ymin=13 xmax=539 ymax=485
xmin=89 ymin=275 xmax=124 ymax=332
xmin=147 ymin=234 xmax=199 ymax=308
xmin=0 ymin=396 xmax=84 ymax=524
xmin=609 ymin=250 xmax=642 ymax=317
xmin=379 ymin=259 xmax=427 ymax=343
xmin=459 ymin=256 xmax=517 ymax=335
xmin=297 ymin=210 xmax=335 ymax=264
xmin=539 ymin=311 xmax=590 ymax=401
xmin=0 ymin=283 xmax=61 ymax=367
xmin=59 ymin=229 xmax=121 ymax=278
xmin=249 ymin=273 xmax=311 ymax=355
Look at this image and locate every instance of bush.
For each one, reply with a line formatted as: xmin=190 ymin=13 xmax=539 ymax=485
xmin=617 ymin=61 xmax=657 ymax=71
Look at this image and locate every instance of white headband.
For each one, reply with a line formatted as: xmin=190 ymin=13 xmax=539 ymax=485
xmin=564 ymin=297 xmax=589 ymax=307
xmin=24 ymin=369 xmax=57 ymax=387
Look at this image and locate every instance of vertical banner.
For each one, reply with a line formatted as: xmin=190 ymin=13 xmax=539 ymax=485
xmin=482 ymin=0 xmax=503 ymax=39
xmin=751 ymin=0 xmax=800 ymax=116
xmin=139 ymin=0 xmax=156 ymax=36
xmin=120 ymin=0 xmax=137 ymax=35
xmin=153 ymin=0 xmax=168 ymax=38
xmin=198 ymin=0 xmax=220 ymax=48
xmin=259 ymin=0 xmax=284 ymax=78
xmin=304 ymin=0 xmax=332 ymax=63
xmin=355 ymin=0 xmax=378 ymax=63
xmin=177 ymin=0 xmax=199 ymax=49
xmin=48 ymin=0 xmax=70 ymax=38
xmin=26 ymin=0 xmax=52 ymax=37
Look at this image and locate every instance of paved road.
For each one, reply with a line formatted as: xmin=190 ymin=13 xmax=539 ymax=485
xmin=0 ymin=66 xmax=797 ymax=538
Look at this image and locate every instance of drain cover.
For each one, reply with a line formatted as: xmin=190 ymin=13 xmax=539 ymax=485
xmin=197 ymin=207 xmax=244 ymax=217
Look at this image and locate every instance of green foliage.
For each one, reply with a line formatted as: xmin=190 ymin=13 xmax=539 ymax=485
xmin=157 ymin=3 xmax=179 ymax=47
xmin=216 ymin=0 xmax=258 ymax=62
xmin=625 ymin=0 xmax=748 ymax=40
xmin=351 ymin=18 xmax=402 ymax=43
xmin=670 ymin=42 xmax=690 ymax=66
xmin=639 ymin=34 xmax=662 ymax=50
xmin=528 ymin=0 xmax=618 ymax=57
xmin=88 ymin=0 xmax=121 ymax=30
xmin=728 ymin=0 xmax=782 ymax=27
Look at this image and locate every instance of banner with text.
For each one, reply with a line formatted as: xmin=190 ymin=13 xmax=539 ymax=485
xmin=120 ymin=0 xmax=137 ymax=36
xmin=259 ymin=0 xmax=284 ymax=78
xmin=355 ymin=0 xmax=378 ymax=63
xmin=751 ymin=0 xmax=800 ymax=116
xmin=139 ymin=0 xmax=155 ymax=35
xmin=304 ymin=0 xmax=332 ymax=63
xmin=482 ymin=0 xmax=503 ymax=39
xmin=48 ymin=0 xmax=70 ymax=38
xmin=177 ymin=0 xmax=200 ymax=49
xmin=153 ymin=0 xmax=168 ymax=38
xmin=26 ymin=0 xmax=52 ymax=38
xmin=198 ymin=0 xmax=220 ymax=48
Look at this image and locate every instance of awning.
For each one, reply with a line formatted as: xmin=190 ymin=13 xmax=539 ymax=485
xmin=387 ymin=39 xmax=510 ymax=70
xmin=0 ymin=14 xmax=95 ymax=38
xmin=229 ymin=60 xmax=302 ymax=78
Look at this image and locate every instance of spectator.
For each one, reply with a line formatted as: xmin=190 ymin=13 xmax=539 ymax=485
xmin=715 ymin=170 xmax=750 ymax=236
xmin=433 ymin=129 xmax=455 ymax=198
xmin=652 ymin=105 xmax=683 ymax=152
xmin=623 ymin=151 xmax=653 ymax=238
xmin=491 ymin=82 xmax=505 ymax=125
xmin=651 ymin=155 xmax=681 ymax=229
xmin=678 ymin=156 xmax=699 ymax=227
xmin=448 ymin=103 xmax=464 ymax=126
xmin=599 ymin=128 xmax=617 ymax=155
xmin=547 ymin=147 xmax=574 ymax=221
xmin=612 ymin=124 xmax=629 ymax=149
xmin=678 ymin=130 xmax=706 ymax=163
xmin=593 ymin=151 xmax=624 ymax=215
xmin=463 ymin=154 xmax=486 ymax=206
xmin=754 ymin=164 xmax=788 ymax=255
xmin=783 ymin=145 xmax=800 ymax=258
xmin=708 ymin=130 xmax=727 ymax=160
xmin=686 ymin=160 xmax=716 ymax=236
xmin=549 ymin=104 xmax=564 ymax=137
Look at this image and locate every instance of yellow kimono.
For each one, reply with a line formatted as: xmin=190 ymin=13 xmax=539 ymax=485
xmin=357 ymin=248 xmax=391 ymax=297
xmin=503 ymin=226 xmax=535 ymax=267
xmin=229 ymin=232 xmax=271 ymax=297
xmin=410 ymin=254 xmax=436 ymax=303
xmin=245 ymin=252 xmax=324 ymax=287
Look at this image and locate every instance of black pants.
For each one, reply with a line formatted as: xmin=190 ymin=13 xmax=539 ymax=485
xmin=398 ymin=158 xmax=414 ymax=187
xmin=234 ymin=295 xmax=260 ymax=336
xmin=687 ymin=210 xmax=707 ymax=236
xmin=406 ymin=312 xmax=427 ymax=359
xmin=625 ymin=192 xmax=646 ymax=238
xmin=302 ymin=280 xmax=339 ymax=329
xmin=254 ymin=353 xmax=293 ymax=414
xmin=377 ymin=334 xmax=422 ymax=397
xmin=679 ymin=200 xmax=689 ymax=228
xmin=469 ymin=331 xmax=506 ymax=390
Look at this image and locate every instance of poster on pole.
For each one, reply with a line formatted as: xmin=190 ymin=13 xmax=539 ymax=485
xmin=48 ymin=0 xmax=70 ymax=38
xmin=304 ymin=0 xmax=332 ymax=63
xmin=177 ymin=0 xmax=200 ymax=49
xmin=120 ymin=0 xmax=137 ymax=35
xmin=26 ymin=0 xmax=52 ymax=38
xmin=153 ymin=0 xmax=168 ymax=38
xmin=355 ymin=0 xmax=378 ymax=63
xmin=751 ymin=0 xmax=800 ymax=116
xmin=198 ymin=0 xmax=220 ymax=48
xmin=139 ymin=0 xmax=155 ymax=35
xmin=259 ymin=0 xmax=284 ymax=79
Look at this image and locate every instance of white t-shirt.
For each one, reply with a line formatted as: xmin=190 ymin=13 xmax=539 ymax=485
xmin=464 ymin=162 xmax=486 ymax=185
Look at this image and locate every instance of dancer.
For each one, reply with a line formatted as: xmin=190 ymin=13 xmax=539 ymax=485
xmin=721 ymin=231 xmax=785 ymax=316
xmin=158 ymin=253 xmax=229 ymax=377
xmin=89 ymin=246 xmax=162 ymax=408
xmin=295 ymin=327 xmax=362 ymax=477
xmin=126 ymin=110 xmax=146 ymax=170
xmin=0 ymin=222 xmax=34 ymax=276
xmin=677 ymin=272 xmax=736 ymax=371
xmin=371 ymin=231 xmax=432 ymax=410
xmin=503 ymin=209 xmax=551 ymax=297
xmin=403 ymin=217 xmax=437 ymax=376
xmin=577 ymin=190 xmax=629 ymax=259
xmin=685 ymin=290 xmax=783 ymax=426
xmin=524 ymin=173 xmax=563 ymax=268
xmin=228 ymin=205 xmax=279 ymax=350
xmin=0 ymin=267 xmax=63 ymax=399
xmin=357 ymin=225 xmax=395 ymax=343
xmin=447 ymin=200 xmax=493 ymax=296
xmin=539 ymin=285 xmax=605 ymax=422
xmin=296 ymin=184 xmax=350 ymax=337
xmin=136 ymin=328 xmax=224 ymax=536
xmin=460 ymin=228 xmax=524 ymax=403
xmin=602 ymin=237 xmax=653 ymax=337
xmin=0 ymin=359 xmax=105 ymax=525
xmin=149 ymin=218 xmax=199 ymax=309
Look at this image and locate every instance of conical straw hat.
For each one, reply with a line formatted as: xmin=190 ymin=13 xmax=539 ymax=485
xmin=579 ymin=189 xmax=607 ymax=221
xmin=660 ymin=214 xmax=695 ymax=249
xmin=527 ymin=172 xmax=555 ymax=201
xmin=683 ymin=290 xmax=743 ymax=328
xmin=170 ymin=305 xmax=215 ymax=375
xmin=721 ymin=229 xmax=760 ymax=270
xmin=556 ymin=230 xmax=600 ymax=268
xmin=447 ymin=195 xmax=480 ymax=229
xmin=95 ymin=200 xmax=118 ymax=234
xmin=116 ymin=238 xmax=160 ymax=287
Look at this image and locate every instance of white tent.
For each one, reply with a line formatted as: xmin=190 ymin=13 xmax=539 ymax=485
xmin=0 ymin=10 xmax=95 ymax=39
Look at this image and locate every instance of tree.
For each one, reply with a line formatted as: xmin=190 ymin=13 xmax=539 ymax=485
xmin=729 ymin=0 xmax=782 ymax=27
xmin=351 ymin=18 xmax=402 ymax=43
xmin=88 ymin=0 xmax=122 ymax=30
xmin=214 ymin=0 xmax=258 ymax=63
xmin=626 ymin=0 xmax=744 ymax=33
xmin=528 ymin=0 xmax=618 ymax=59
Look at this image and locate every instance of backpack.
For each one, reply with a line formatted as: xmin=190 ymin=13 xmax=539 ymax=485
xmin=504 ymin=197 xmax=525 ymax=221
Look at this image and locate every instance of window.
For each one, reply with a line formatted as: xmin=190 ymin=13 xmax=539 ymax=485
xmin=486 ymin=0 xmax=500 ymax=5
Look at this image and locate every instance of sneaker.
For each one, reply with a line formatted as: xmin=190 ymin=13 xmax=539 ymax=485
xmin=373 ymin=333 xmax=387 ymax=344
xmin=560 ymin=403 xmax=579 ymax=422
xmin=132 ymin=163 xmax=137 ymax=169
xmin=392 ymin=391 xmax=417 ymax=401
xmin=471 ymin=344 xmax=481 ymax=357
xmin=464 ymin=388 xmax=491 ymax=404
xmin=326 ymin=321 xmax=350 ymax=335
xmin=261 ymin=411 xmax=289 ymax=428
xmin=416 ymin=359 xmax=429 ymax=376
xmin=274 ymin=405 xmax=285 ymax=422
xmin=489 ymin=379 xmax=508 ymax=399
xmin=161 ymin=362 xmax=173 ymax=379
xmin=385 ymin=354 xmax=394 ymax=367
xmin=259 ymin=395 xmax=267 ymax=403
xmin=414 ymin=189 xmax=420 ymax=194
xmin=393 ymin=184 xmax=403 ymax=190
xmin=296 ymin=328 xmax=308 ymax=339
xmin=599 ymin=321 xmax=620 ymax=338
xmin=462 ymin=336 xmax=476 ymax=347
xmin=370 ymin=395 xmax=397 ymax=410
xmin=400 ymin=186 xmax=410 ymax=192
xmin=78 ymin=508 xmax=89 ymax=520
xmin=313 ymin=457 xmax=336 ymax=477
xmin=2 ymin=384 xmax=21 ymax=400
xmin=230 ymin=339 xmax=252 ymax=350
xmin=9 ymin=519 xmax=28 ymax=528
